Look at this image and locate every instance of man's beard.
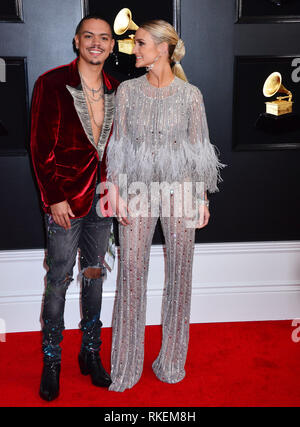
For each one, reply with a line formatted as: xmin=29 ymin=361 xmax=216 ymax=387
xmin=89 ymin=59 xmax=103 ymax=66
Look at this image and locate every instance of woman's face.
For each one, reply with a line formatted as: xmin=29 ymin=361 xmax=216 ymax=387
xmin=133 ymin=28 xmax=162 ymax=68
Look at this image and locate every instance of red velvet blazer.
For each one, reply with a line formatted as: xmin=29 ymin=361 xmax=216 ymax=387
xmin=30 ymin=58 xmax=119 ymax=217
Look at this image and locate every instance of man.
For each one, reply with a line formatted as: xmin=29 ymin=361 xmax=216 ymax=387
xmin=31 ymin=15 xmax=118 ymax=402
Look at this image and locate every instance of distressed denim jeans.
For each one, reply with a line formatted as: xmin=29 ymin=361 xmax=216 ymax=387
xmin=42 ymin=188 xmax=112 ymax=364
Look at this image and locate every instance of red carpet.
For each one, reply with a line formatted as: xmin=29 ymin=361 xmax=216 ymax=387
xmin=0 ymin=321 xmax=300 ymax=407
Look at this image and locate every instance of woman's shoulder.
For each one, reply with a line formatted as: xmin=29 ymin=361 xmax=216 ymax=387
xmin=177 ymin=79 xmax=203 ymax=97
xmin=176 ymin=79 xmax=205 ymax=106
xmin=117 ymin=75 xmax=145 ymax=92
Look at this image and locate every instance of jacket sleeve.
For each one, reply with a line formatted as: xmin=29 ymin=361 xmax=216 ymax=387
xmin=30 ymin=76 xmax=66 ymax=207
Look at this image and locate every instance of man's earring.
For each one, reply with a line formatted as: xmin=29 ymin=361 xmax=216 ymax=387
xmin=113 ymin=52 xmax=119 ymax=66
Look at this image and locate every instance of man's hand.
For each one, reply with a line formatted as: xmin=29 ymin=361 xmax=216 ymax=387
xmin=50 ymin=200 xmax=75 ymax=230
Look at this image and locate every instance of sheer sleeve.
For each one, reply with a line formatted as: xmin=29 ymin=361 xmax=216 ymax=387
xmin=106 ymin=82 xmax=129 ymax=186
xmin=187 ymin=86 xmax=225 ymax=193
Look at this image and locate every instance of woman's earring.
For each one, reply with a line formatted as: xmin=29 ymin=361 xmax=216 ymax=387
xmin=146 ymin=54 xmax=161 ymax=72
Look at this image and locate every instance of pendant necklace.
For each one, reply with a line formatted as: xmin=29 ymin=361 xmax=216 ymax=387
xmin=79 ymin=72 xmax=104 ymax=129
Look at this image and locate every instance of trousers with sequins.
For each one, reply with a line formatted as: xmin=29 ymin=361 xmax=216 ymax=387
xmin=109 ymin=205 xmax=195 ymax=392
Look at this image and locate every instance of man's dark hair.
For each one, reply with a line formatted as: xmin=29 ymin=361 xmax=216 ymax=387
xmin=75 ymin=14 xmax=113 ymax=36
xmin=73 ymin=14 xmax=114 ymax=54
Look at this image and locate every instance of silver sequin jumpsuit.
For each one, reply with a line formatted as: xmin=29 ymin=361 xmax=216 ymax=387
xmin=106 ymin=74 xmax=223 ymax=392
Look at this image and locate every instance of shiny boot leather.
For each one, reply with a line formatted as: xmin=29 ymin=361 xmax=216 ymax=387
xmin=78 ymin=350 xmax=111 ymax=387
xmin=39 ymin=362 xmax=60 ymax=402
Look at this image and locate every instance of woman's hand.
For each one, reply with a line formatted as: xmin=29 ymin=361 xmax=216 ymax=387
xmin=108 ymin=184 xmax=131 ymax=226
xmin=195 ymin=204 xmax=210 ymax=229
xmin=116 ymin=196 xmax=131 ymax=226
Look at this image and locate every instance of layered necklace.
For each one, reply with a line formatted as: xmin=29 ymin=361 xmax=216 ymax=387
xmin=79 ymin=71 xmax=104 ymax=129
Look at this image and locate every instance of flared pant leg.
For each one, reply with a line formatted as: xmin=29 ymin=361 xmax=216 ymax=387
xmin=109 ymin=211 xmax=195 ymax=391
xmin=109 ymin=215 xmax=158 ymax=392
xmin=152 ymin=216 xmax=195 ymax=383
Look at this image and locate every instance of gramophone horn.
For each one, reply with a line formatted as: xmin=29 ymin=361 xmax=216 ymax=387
xmin=263 ymin=71 xmax=291 ymax=98
xmin=114 ymin=8 xmax=139 ymax=35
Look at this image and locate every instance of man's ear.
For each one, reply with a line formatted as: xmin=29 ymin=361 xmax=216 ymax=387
xmin=110 ymin=37 xmax=115 ymax=53
xmin=74 ymin=34 xmax=79 ymax=50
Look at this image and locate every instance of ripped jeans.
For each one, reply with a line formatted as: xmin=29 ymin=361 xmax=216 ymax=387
xmin=42 ymin=189 xmax=112 ymax=364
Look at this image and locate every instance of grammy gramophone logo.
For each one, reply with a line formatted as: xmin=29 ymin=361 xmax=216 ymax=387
xmin=113 ymin=8 xmax=138 ymax=55
xmin=255 ymin=64 xmax=300 ymax=133
xmin=263 ymin=72 xmax=293 ymax=116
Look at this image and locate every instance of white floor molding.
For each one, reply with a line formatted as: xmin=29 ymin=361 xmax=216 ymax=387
xmin=1 ymin=241 xmax=300 ymax=333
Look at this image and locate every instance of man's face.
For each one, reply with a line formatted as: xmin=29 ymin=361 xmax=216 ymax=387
xmin=75 ymin=19 xmax=115 ymax=66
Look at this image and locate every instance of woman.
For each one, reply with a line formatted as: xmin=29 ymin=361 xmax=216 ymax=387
xmin=106 ymin=20 xmax=224 ymax=392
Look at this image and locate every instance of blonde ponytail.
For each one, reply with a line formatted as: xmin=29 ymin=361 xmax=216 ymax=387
xmin=171 ymin=39 xmax=188 ymax=82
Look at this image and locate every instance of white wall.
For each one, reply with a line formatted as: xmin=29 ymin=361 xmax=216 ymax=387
xmin=1 ymin=241 xmax=300 ymax=333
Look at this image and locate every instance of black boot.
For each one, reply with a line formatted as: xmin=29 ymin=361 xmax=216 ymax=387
xmin=78 ymin=350 xmax=111 ymax=387
xmin=39 ymin=362 xmax=61 ymax=401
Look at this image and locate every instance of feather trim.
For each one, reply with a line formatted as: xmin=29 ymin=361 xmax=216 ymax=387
xmin=106 ymin=135 xmax=225 ymax=193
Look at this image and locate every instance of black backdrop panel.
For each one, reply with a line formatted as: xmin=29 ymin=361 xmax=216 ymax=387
xmin=237 ymin=0 xmax=300 ymax=23
xmin=233 ymin=55 xmax=300 ymax=150
xmin=0 ymin=57 xmax=28 ymax=155
xmin=0 ymin=0 xmax=300 ymax=250
xmin=182 ymin=0 xmax=300 ymax=243
xmin=0 ymin=0 xmax=24 ymax=22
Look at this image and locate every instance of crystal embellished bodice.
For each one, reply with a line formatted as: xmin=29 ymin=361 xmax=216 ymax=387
xmin=107 ymin=74 xmax=223 ymax=192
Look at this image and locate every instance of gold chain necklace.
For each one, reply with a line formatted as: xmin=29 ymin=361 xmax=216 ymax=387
xmin=79 ymin=73 xmax=104 ymax=129
xmin=79 ymin=72 xmax=104 ymax=103
xmin=81 ymin=76 xmax=102 ymax=96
